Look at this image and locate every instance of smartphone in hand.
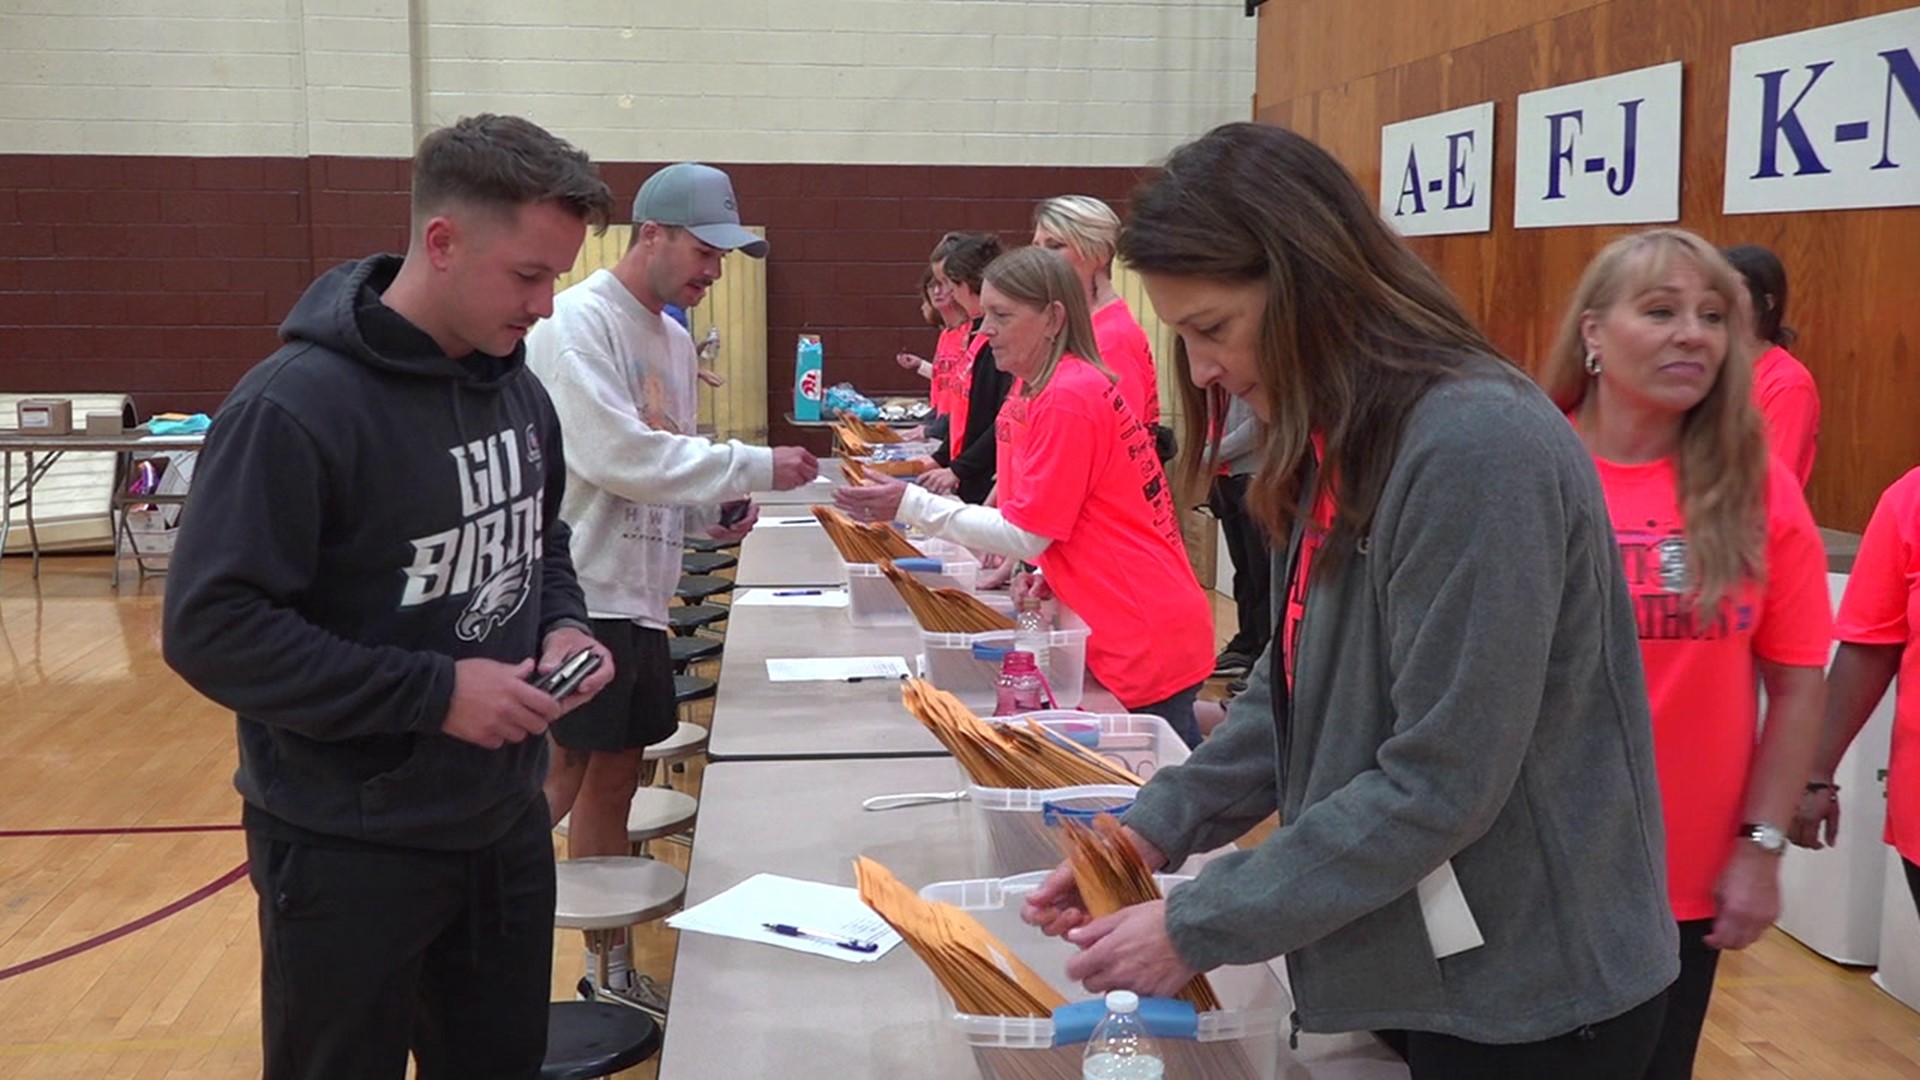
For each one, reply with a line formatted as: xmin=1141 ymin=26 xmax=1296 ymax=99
xmin=718 ymin=499 xmax=751 ymax=527
xmin=530 ymin=648 xmax=604 ymax=699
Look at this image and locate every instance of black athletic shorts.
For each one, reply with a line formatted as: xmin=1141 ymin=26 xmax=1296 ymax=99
xmin=548 ymin=619 xmax=677 ymax=753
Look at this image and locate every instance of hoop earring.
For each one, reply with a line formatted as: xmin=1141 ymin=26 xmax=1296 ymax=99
xmin=1583 ymin=351 xmax=1602 ymax=376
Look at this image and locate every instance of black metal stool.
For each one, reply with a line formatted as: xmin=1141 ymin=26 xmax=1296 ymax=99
xmin=668 ymin=635 xmax=723 ymax=673
xmin=682 ymin=551 xmax=738 ymax=575
xmin=673 ymin=674 xmax=717 ymax=706
xmin=667 ymin=604 xmax=728 ymax=637
xmin=675 ymin=574 xmax=734 ymax=604
xmin=539 ymin=1000 xmax=661 ymax=1080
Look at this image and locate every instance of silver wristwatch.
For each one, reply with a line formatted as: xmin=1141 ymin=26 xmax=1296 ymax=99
xmin=1740 ymin=822 xmax=1788 ymax=855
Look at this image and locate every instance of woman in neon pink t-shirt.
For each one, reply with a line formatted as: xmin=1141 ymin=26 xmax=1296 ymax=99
xmin=834 ymin=246 xmax=1214 ymax=745
xmin=895 ymin=263 xmax=972 ymax=420
xmin=1722 ymin=244 xmax=1819 ymax=488
xmin=1032 ymin=195 xmax=1162 ymax=431
xmin=1543 ymin=228 xmax=1831 ymax=1080
xmin=1796 ymin=467 xmax=1920 ymax=914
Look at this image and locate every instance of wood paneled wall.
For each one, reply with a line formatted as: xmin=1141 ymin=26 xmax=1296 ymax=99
xmin=1255 ymin=0 xmax=1920 ymax=530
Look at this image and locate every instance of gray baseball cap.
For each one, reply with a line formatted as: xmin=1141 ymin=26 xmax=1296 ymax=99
xmin=632 ymin=162 xmax=768 ymax=258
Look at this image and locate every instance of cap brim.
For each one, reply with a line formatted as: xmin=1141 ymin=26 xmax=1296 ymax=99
xmin=687 ymin=223 xmax=768 ymax=259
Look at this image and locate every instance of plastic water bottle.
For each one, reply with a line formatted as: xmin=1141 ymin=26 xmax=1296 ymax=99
xmin=1083 ymin=990 xmax=1164 ymax=1079
xmin=994 ymin=651 xmax=1045 ymax=716
xmin=1015 ymin=593 xmax=1051 ymax=676
xmin=698 ymin=326 xmax=721 ymax=363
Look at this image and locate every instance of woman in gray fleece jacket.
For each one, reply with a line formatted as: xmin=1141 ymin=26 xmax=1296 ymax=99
xmin=1021 ymin=122 xmax=1680 ymax=1077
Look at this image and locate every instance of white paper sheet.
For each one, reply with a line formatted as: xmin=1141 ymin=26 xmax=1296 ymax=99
xmin=1417 ymin=861 xmax=1484 ymax=959
xmin=731 ymin=588 xmax=850 ymax=609
xmin=809 ymin=475 xmax=836 ymax=485
xmin=666 ymin=873 xmax=901 ymax=963
xmin=765 ymin=656 xmax=912 ymax=682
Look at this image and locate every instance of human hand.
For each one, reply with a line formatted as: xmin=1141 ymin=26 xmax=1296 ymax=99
xmin=1064 ymin=901 xmax=1199 ymax=999
xmin=537 ymin=625 xmax=617 ymax=716
xmin=920 ymin=467 xmax=959 ymax=496
xmin=708 ymin=499 xmax=760 ymax=541
xmin=978 ymin=557 xmax=1015 ymax=591
xmin=1020 ymin=827 xmax=1166 ymax=939
xmin=1022 ymin=861 xmax=1093 ymax=938
xmin=771 ymin=446 xmax=821 ymax=489
xmin=444 ymin=658 xmax=564 ymax=749
xmin=833 ymin=476 xmax=910 ymax=524
xmin=897 ymin=425 xmax=926 ymax=441
xmin=1704 ymin=846 xmax=1782 ymax=950
xmin=1791 ymin=785 xmax=1841 ymax=849
xmin=696 ymin=369 xmax=726 ymax=388
xmin=895 ymin=351 xmax=928 ymax=372
xmin=1011 ymin=568 xmax=1054 ymax=606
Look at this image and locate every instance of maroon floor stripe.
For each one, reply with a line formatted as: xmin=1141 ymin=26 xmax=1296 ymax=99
xmin=0 ymin=861 xmax=250 ymax=982
xmin=0 ymin=824 xmax=243 ymax=838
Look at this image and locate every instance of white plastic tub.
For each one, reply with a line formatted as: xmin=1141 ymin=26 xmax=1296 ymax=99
xmin=918 ymin=871 xmax=1288 ymax=1080
xmin=965 ymin=712 xmax=1189 ymax=876
xmin=840 ymin=537 xmax=989 ymax=627
xmin=920 ymin=626 xmax=1090 ymax=711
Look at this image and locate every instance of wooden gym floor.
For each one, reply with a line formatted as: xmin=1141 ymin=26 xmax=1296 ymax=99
xmin=3 ymin=554 xmax=1919 ymax=1078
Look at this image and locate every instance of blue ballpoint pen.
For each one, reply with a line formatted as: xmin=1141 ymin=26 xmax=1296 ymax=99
xmin=761 ymin=923 xmax=880 ymax=953
xmin=773 ymin=589 xmax=823 ymax=596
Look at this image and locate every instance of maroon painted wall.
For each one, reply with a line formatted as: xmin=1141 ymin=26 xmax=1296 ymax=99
xmin=0 ymin=154 xmax=1145 ymax=445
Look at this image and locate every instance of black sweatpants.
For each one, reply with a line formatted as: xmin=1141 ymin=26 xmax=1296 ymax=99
xmin=246 ymin=800 xmax=556 ymax=1080
xmin=1210 ymin=472 xmax=1271 ymax=659
xmin=1398 ymin=988 xmax=1669 ymax=1078
xmin=1643 ymin=919 xmax=1720 ymax=1080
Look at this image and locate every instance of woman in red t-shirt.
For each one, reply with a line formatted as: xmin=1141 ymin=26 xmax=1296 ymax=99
xmin=919 ymin=232 xmax=1011 ymax=504
xmin=895 ymin=263 xmax=972 ymax=421
xmin=1032 ymin=195 xmax=1162 ymax=432
xmin=1722 ymin=244 xmax=1819 ymax=488
xmin=1543 ymin=228 xmax=1832 ymax=1080
xmin=1795 ymin=467 xmax=1920 ymax=913
xmin=834 ymin=246 xmax=1214 ymax=745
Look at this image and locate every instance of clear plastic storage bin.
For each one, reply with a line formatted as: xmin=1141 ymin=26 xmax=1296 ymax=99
xmin=965 ymin=712 xmax=1189 ymax=876
xmin=840 ymin=538 xmax=994 ymax=628
xmin=918 ymin=871 xmax=1288 ymax=1080
xmin=919 ymin=626 xmax=1090 ymax=711
xmin=850 ymin=439 xmax=941 ymax=462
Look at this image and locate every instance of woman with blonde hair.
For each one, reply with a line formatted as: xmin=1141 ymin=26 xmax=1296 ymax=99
xmin=835 ymin=246 xmax=1214 ymax=744
xmin=1033 ymin=195 xmax=1168 ymax=457
xmin=1543 ymin=227 xmax=1831 ymax=1079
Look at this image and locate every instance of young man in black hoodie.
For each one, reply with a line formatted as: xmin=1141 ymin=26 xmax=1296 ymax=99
xmin=163 ymin=115 xmax=618 ymax=1080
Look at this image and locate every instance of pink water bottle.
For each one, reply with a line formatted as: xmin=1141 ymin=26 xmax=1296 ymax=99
xmin=994 ymin=650 xmax=1045 ymax=716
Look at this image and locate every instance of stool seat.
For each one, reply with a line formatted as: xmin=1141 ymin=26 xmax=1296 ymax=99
xmin=685 ymin=536 xmax=741 ymax=554
xmin=553 ymin=856 xmax=687 ymax=931
xmin=674 ymin=674 xmax=716 ymax=705
xmin=668 ymin=635 xmax=723 ymax=671
xmin=553 ymin=787 xmax=698 ymax=844
xmin=668 ymin=603 xmax=729 ymax=635
xmin=642 ymin=721 xmax=709 ymax=762
xmin=682 ymin=551 xmax=738 ymax=575
xmin=676 ymin=574 xmax=735 ymax=603
xmin=540 ymin=1001 xmax=661 ymax=1080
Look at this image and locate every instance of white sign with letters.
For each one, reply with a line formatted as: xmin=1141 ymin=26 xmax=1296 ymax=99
xmin=1379 ymin=102 xmax=1495 ymax=236
xmin=1514 ymin=62 xmax=1683 ymax=228
xmin=1724 ymin=7 xmax=1920 ymax=214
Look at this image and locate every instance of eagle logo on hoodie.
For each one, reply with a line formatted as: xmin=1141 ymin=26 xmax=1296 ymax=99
xmin=456 ymin=555 xmax=532 ymax=642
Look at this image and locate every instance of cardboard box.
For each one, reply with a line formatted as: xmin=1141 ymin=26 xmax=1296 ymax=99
xmin=794 ymin=334 xmax=824 ymax=421
xmin=16 ymin=398 xmax=73 ymax=436
xmin=85 ymin=412 xmax=124 ymax=436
